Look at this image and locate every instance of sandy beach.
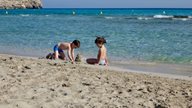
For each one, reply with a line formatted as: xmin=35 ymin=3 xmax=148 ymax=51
xmin=0 ymin=54 xmax=192 ymax=108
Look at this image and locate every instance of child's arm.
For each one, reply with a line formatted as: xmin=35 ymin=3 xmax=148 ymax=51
xmin=105 ymin=56 xmax=108 ymax=66
xmin=97 ymin=49 xmax=101 ymax=64
xmin=105 ymin=48 xmax=108 ymax=65
xmin=67 ymin=48 xmax=74 ymax=63
xmin=71 ymin=49 xmax=75 ymax=62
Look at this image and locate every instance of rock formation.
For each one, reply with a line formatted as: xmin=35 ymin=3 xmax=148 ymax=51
xmin=0 ymin=0 xmax=42 ymax=9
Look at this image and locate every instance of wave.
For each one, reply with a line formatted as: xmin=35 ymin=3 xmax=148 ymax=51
xmin=153 ymin=14 xmax=192 ymax=20
xmin=153 ymin=15 xmax=173 ymax=19
xmin=137 ymin=17 xmax=152 ymax=20
xmin=104 ymin=14 xmax=192 ymax=21
xmin=132 ymin=14 xmax=192 ymax=21
xmin=104 ymin=16 xmax=113 ymax=19
xmin=20 ymin=14 xmax=50 ymax=17
xmin=20 ymin=14 xmax=30 ymax=17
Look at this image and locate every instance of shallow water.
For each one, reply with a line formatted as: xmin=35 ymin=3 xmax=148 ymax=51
xmin=110 ymin=61 xmax=192 ymax=78
xmin=0 ymin=8 xmax=192 ymax=65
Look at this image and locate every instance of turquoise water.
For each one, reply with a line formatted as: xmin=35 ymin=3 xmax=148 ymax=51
xmin=0 ymin=8 xmax=192 ymax=64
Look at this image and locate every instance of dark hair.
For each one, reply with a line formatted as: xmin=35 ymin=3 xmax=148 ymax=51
xmin=95 ymin=36 xmax=106 ymax=44
xmin=72 ymin=40 xmax=80 ymax=48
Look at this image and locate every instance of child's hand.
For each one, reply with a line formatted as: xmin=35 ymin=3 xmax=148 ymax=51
xmin=71 ymin=60 xmax=75 ymax=64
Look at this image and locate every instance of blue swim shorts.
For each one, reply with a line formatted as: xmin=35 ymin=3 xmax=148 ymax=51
xmin=53 ymin=44 xmax=63 ymax=53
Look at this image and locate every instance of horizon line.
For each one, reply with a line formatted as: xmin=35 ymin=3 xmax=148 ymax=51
xmin=42 ymin=7 xmax=192 ymax=9
xmin=40 ymin=7 xmax=192 ymax=10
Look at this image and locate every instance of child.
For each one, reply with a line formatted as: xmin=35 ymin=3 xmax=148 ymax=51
xmin=86 ymin=37 xmax=108 ymax=66
xmin=52 ymin=40 xmax=80 ymax=63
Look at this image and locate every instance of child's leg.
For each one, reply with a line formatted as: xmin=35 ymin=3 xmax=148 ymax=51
xmin=59 ymin=52 xmax=66 ymax=60
xmin=53 ymin=45 xmax=59 ymax=59
xmin=46 ymin=53 xmax=53 ymax=59
xmin=54 ymin=51 xmax=59 ymax=59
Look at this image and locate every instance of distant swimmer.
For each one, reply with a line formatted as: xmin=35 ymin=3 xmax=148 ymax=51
xmin=72 ymin=11 xmax=76 ymax=15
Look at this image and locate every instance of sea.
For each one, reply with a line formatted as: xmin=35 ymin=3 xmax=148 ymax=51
xmin=0 ymin=8 xmax=192 ymax=76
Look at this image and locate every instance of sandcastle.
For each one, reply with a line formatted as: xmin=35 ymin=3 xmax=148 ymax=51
xmin=75 ymin=53 xmax=82 ymax=63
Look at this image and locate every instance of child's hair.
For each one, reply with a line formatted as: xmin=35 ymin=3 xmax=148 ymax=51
xmin=95 ymin=36 xmax=106 ymax=44
xmin=72 ymin=40 xmax=80 ymax=48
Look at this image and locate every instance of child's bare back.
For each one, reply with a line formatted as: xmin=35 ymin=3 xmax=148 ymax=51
xmin=58 ymin=42 xmax=71 ymax=50
xmin=47 ymin=40 xmax=80 ymax=63
xmin=98 ymin=45 xmax=107 ymax=60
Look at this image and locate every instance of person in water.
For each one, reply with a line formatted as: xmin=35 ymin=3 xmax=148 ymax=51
xmin=86 ymin=36 xmax=108 ymax=66
xmin=47 ymin=40 xmax=80 ymax=64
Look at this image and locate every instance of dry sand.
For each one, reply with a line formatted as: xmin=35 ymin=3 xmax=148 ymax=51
xmin=0 ymin=54 xmax=192 ymax=108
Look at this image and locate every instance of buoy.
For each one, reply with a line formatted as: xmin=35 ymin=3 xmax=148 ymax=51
xmin=5 ymin=11 xmax=8 ymax=15
xmin=72 ymin=11 xmax=76 ymax=15
xmin=100 ymin=11 xmax=103 ymax=15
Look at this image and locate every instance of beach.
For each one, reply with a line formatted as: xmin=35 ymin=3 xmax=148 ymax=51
xmin=0 ymin=54 xmax=191 ymax=108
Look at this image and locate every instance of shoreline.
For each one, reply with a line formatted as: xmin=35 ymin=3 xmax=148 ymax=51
xmin=83 ymin=63 xmax=192 ymax=81
xmin=1 ymin=53 xmax=192 ymax=80
xmin=110 ymin=61 xmax=192 ymax=80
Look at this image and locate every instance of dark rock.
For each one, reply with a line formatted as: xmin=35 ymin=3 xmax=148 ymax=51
xmin=78 ymin=90 xmax=82 ymax=93
xmin=2 ymin=59 xmax=7 ymax=61
xmin=155 ymin=104 xmax=166 ymax=108
xmin=82 ymin=82 xmax=91 ymax=86
xmin=50 ymin=88 xmax=55 ymax=91
xmin=127 ymin=89 xmax=132 ymax=92
xmin=63 ymin=93 xmax=67 ymax=96
xmin=62 ymin=83 xmax=70 ymax=87
xmin=118 ymin=91 xmax=123 ymax=94
xmin=24 ymin=66 xmax=31 ymax=69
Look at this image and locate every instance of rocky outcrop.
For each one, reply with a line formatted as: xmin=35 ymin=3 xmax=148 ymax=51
xmin=0 ymin=0 xmax=42 ymax=9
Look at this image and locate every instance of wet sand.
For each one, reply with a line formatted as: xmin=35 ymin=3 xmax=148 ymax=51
xmin=0 ymin=54 xmax=192 ymax=108
xmin=110 ymin=61 xmax=192 ymax=79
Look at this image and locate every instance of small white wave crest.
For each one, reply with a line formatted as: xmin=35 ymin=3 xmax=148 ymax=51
xmin=104 ymin=17 xmax=113 ymax=19
xmin=153 ymin=15 xmax=173 ymax=19
xmin=20 ymin=14 xmax=30 ymax=17
xmin=137 ymin=17 xmax=152 ymax=20
xmin=172 ymin=18 xmax=189 ymax=21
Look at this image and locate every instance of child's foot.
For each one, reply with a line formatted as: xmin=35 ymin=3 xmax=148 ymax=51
xmin=46 ymin=53 xmax=53 ymax=59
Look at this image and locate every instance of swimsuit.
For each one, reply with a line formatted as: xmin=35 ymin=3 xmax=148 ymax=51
xmin=99 ymin=59 xmax=106 ymax=65
xmin=53 ymin=44 xmax=63 ymax=53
